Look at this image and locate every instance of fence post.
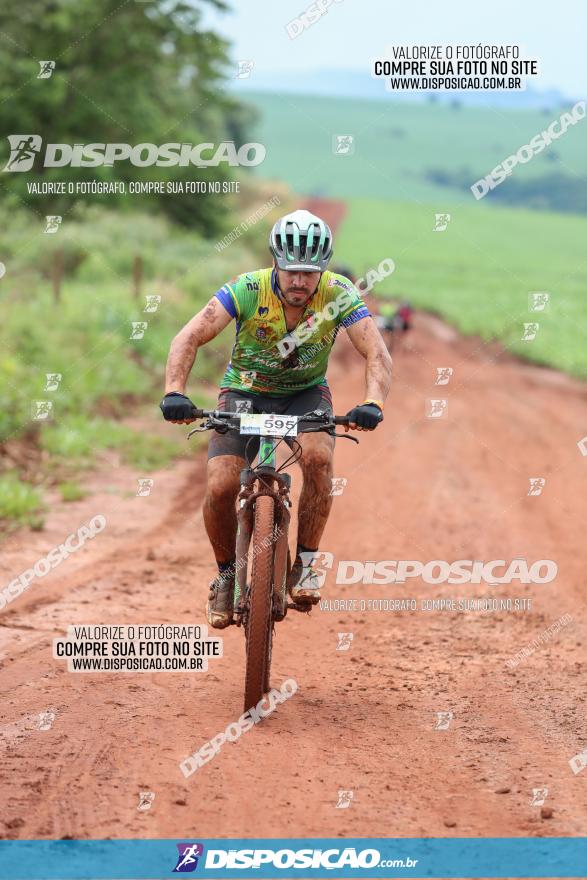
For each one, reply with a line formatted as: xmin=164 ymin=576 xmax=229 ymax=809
xmin=52 ymin=249 xmax=63 ymax=304
xmin=133 ymin=255 xmax=143 ymax=300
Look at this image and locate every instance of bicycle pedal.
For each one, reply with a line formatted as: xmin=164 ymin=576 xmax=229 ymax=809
xmin=286 ymin=601 xmax=313 ymax=614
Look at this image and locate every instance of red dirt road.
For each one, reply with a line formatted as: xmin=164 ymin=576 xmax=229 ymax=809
xmin=1 ymin=311 xmax=586 ymax=843
xmin=301 ymin=197 xmax=347 ymax=232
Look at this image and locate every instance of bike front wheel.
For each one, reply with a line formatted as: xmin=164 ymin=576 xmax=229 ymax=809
xmin=244 ymin=494 xmax=274 ymax=714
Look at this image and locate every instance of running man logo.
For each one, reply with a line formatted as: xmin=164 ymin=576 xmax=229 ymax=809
xmin=173 ymin=843 xmax=204 ymax=873
xmin=234 ymin=399 xmax=252 ymax=414
xmin=426 ymin=398 xmax=448 ymax=419
xmin=333 ymin=134 xmax=354 ymax=155
xmin=130 ymin=321 xmax=148 ymax=340
xmin=4 ymin=134 xmax=42 ymax=172
xmin=38 ymin=708 xmax=57 ymax=731
xmin=530 ymin=787 xmax=548 ymax=806
xmin=298 ymin=551 xmax=334 ymax=588
xmin=522 ymin=322 xmax=539 ymax=341
xmin=240 ymin=370 xmax=256 ymax=389
xmin=44 ymin=373 xmax=62 ymax=392
xmin=335 ymin=789 xmax=354 ymax=809
xmin=435 ymin=711 xmax=453 ymax=730
xmin=433 ymin=213 xmax=451 ymax=232
xmin=137 ymin=791 xmax=155 ymax=811
xmin=528 ymin=292 xmax=550 ymax=312
xmin=330 ymin=477 xmax=347 ymax=496
xmin=137 ymin=479 xmax=154 ymax=497
xmin=144 ymin=295 xmax=162 ymax=313
xmin=435 ymin=367 xmax=453 ymax=386
xmin=37 ymin=61 xmax=55 ymax=79
xmin=32 ymin=400 xmax=53 ymax=421
xmin=44 ymin=216 xmax=62 ymax=234
xmin=528 ymin=477 xmax=546 ymax=497
xmin=236 ymin=60 xmax=254 ymax=79
xmin=336 ymin=632 xmax=354 ymax=651
xmin=570 ymin=748 xmax=587 ymax=775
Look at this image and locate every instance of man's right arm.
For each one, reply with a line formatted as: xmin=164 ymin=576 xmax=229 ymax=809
xmin=164 ymin=296 xmax=233 ymax=394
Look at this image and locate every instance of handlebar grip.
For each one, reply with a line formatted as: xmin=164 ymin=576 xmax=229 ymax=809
xmin=334 ymin=415 xmax=351 ymax=426
xmin=191 ymin=407 xmax=205 ymax=419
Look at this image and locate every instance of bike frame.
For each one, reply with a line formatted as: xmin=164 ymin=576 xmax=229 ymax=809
xmin=233 ymin=434 xmax=292 ymax=626
xmin=188 ymin=408 xmax=355 ymax=629
xmin=188 ymin=407 xmax=355 ymax=709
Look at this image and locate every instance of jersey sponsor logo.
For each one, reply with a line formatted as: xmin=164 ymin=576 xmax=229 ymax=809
xmin=258 ymin=306 xmax=269 ymax=316
xmin=327 ymin=276 xmax=352 ymax=290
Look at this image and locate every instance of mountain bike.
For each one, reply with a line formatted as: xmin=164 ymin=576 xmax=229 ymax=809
xmin=188 ymin=408 xmax=357 ymax=713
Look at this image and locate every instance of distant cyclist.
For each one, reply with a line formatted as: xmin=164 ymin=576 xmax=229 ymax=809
xmin=374 ymin=301 xmax=413 ymax=334
xmin=160 ymin=210 xmax=392 ymax=628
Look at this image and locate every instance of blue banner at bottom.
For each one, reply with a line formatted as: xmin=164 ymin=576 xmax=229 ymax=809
xmin=0 ymin=838 xmax=585 ymax=879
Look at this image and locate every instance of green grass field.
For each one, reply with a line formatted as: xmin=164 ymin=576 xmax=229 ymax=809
xmin=0 ymin=197 xmax=276 ymax=529
xmin=2 ymin=88 xmax=586 ymax=527
xmin=245 ymin=91 xmax=587 ymax=203
xmin=242 ymin=91 xmax=587 ymax=377
xmin=336 ymin=197 xmax=587 ymax=377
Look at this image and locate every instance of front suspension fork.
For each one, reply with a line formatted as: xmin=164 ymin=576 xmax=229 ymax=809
xmin=233 ymin=476 xmax=254 ymax=624
xmin=233 ymin=469 xmax=291 ymax=625
xmin=272 ymin=492 xmax=291 ymax=621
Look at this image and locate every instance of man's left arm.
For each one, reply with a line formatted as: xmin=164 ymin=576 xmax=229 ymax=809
xmin=345 ymin=317 xmax=392 ymax=430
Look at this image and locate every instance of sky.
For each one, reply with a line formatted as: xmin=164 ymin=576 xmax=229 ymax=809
xmin=200 ymin=0 xmax=586 ymax=98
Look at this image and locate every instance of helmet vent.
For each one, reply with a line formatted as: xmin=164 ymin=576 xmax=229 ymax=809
xmin=269 ymin=210 xmax=333 ymax=271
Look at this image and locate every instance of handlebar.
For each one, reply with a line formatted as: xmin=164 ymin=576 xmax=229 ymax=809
xmin=190 ymin=408 xmax=350 ymax=425
xmin=186 ymin=408 xmax=354 ymax=440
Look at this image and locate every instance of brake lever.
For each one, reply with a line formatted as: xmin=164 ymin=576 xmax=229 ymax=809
xmin=187 ymin=418 xmax=222 ymax=439
xmin=187 ymin=423 xmax=209 ymax=438
xmin=328 ymin=429 xmax=360 ymax=443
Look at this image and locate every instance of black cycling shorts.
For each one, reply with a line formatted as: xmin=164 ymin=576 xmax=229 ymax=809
xmin=207 ymin=384 xmax=333 ymax=461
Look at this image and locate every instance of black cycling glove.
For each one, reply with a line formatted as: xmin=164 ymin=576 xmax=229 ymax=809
xmin=159 ymin=392 xmax=197 ymax=422
xmin=346 ymin=402 xmax=383 ymax=430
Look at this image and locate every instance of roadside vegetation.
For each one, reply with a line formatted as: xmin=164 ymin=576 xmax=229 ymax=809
xmin=0 ymin=186 xmax=287 ymax=531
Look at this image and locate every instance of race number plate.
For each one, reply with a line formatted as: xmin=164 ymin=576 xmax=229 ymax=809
xmin=239 ymin=413 xmax=298 ymax=437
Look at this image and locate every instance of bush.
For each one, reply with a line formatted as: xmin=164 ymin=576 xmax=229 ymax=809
xmin=0 ymin=472 xmax=45 ymax=529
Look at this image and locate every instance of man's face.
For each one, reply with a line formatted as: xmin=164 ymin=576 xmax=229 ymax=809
xmin=275 ymin=265 xmax=321 ymax=308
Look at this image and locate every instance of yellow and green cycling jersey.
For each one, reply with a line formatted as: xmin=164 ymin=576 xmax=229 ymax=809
xmin=214 ymin=268 xmax=370 ymax=396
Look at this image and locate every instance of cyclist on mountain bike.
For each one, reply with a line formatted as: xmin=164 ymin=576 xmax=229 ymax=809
xmin=160 ymin=209 xmax=392 ymax=628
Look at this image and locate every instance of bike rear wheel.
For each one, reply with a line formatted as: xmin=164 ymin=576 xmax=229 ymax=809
xmin=244 ymin=494 xmax=274 ymax=713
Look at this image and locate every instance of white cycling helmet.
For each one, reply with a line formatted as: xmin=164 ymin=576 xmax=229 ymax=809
xmin=269 ymin=209 xmax=333 ymax=272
